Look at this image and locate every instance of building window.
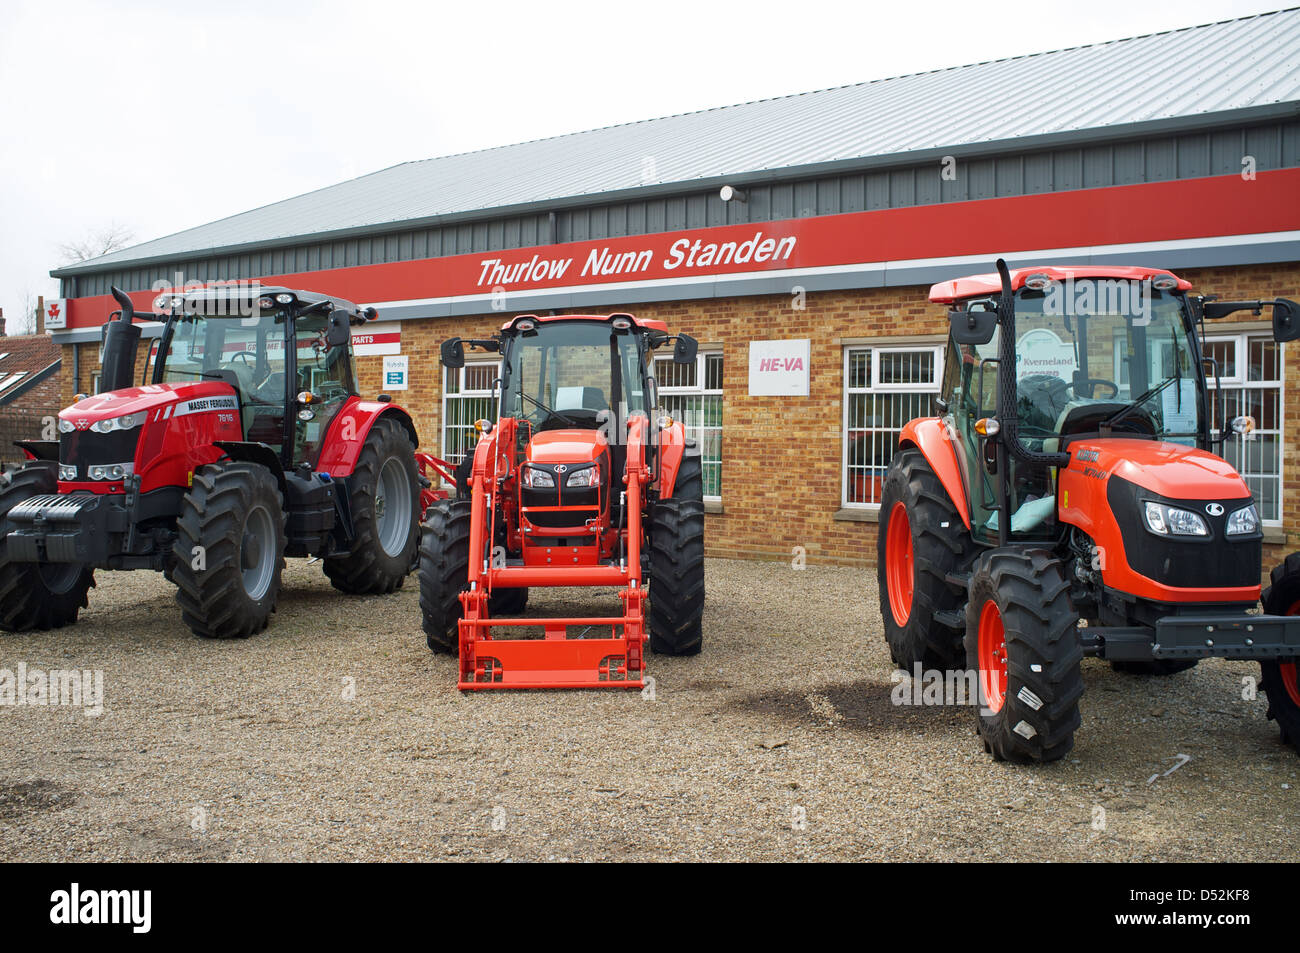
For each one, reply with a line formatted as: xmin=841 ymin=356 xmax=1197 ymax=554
xmin=655 ymin=351 xmax=723 ymax=500
xmin=842 ymin=345 xmax=944 ymax=507
xmin=442 ymin=361 xmax=498 ymax=466
xmin=1203 ymin=333 xmax=1283 ymax=524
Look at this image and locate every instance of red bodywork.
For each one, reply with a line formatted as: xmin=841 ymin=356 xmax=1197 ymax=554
xmin=928 ymin=265 xmax=1192 ymax=304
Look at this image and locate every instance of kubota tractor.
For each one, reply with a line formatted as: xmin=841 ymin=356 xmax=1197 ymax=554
xmin=0 ymin=285 xmax=422 ymax=639
xmin=419 ymin=312 xmax=705 ymax=689
xmin=879 ymin=259 xmax=1300 ymax=762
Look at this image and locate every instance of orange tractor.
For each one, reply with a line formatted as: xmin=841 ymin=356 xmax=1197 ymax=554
xmin=879 ymin=260 xmax=1300 ymax=761
xmin=419 ymin=313 xmax=705 ymax=688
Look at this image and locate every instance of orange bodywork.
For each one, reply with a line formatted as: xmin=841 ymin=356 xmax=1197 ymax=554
xmin=900 ymin=417 xmax=971 ymax=529
xmin=1058 ymin=438 xmax=1260 ymax=603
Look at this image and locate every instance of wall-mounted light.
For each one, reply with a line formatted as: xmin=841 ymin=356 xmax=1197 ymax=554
xmin=719 ymin=185 xmax=747 ymax=203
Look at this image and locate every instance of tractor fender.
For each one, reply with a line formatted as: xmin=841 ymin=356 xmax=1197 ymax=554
xmin=214 ymin=441 xmax=288 ymax=496
xmin=899 ymin=417 xmax=970 ymax=530
xmin=315 ymin=398 xmax=420 ymax=478
xmin=656 ymin=419 xmax=689 ymax=498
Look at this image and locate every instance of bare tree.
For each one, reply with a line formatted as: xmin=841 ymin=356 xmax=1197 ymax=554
xmin=3 ymin=288 xmax=39 ymax=336
xmin=58 ymin=222 xmax=136 ymax=265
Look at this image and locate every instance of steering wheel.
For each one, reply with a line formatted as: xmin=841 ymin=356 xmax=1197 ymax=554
xmin=230 ymin=351 xmax=257 ymax=367
xmin=1075 ymin=378 xmax=1119 ymax=399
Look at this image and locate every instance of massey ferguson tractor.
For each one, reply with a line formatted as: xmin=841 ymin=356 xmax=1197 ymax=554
xmin=879 ymin=259 xmax=1300 ymax=762
xmin=420 ymin=312 xmax=705 ymax=689
xmin=0 ymin=285 xmax=421 ymax=639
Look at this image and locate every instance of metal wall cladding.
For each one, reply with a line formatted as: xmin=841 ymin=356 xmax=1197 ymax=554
xmin=60 ymin=6 xmax=1300 ymax=295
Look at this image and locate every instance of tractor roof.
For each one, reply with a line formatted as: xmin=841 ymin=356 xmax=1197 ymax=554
xmin=928 ymin=266 xmax=1192 ymax=304
xmin=500 ymin=313 xmax=669 ymax=332
xmin=166 ymin=285 xmax=368 ymax=319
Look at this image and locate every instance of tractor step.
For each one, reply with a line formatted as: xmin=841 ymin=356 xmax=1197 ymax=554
xmin=934 ymin=608 xmax=966 ymax=629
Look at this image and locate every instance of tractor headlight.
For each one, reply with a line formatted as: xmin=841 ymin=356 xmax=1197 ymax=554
xmin=87 ymin=463 xmax=134 ymax=481
xmin=58 ymin=464 xmax=77 ymax=481
xmin=1143 ymin=501 xmax=1208 ymax=537
xmin=90 ymin=412 xmax=146 ymax=434
xmin=522 ymin=467 xmax=554 ymax=489
xmin=58 ymin=418 xmax=75 ymax=433
xmin=566 ymin=466 xmax=600 ymax=488
xmin=1225 ymin=504 xmax=1260 ymax=536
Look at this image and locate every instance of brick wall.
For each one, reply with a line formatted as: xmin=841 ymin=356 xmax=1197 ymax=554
xmin=56 ymin=261 xmax=1300 ymax=574
xmin=0 ymin=335 xmax=64 ymax=465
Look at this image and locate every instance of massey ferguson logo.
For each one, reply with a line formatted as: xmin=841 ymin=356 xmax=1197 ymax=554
xmin=74 ymin=418 xmax=91 ymax=431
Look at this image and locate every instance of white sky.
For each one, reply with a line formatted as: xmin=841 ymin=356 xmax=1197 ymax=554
xmin=0 ymin=0 xmax=1285 ymax=333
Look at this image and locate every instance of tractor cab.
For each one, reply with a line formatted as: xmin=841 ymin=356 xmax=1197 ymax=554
xmin=936 ymin=267 xmax=1211 ymax=542
xmin=145 ymin=287 xmax=368 ymax=468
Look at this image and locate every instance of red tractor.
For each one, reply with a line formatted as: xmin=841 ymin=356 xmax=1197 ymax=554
xmin=879 ymin=260 xmax=1300 ymax=761
xmin=0 ymin=285 xmax=422 ymax=638
xmin=419 ymin=312 xmax=705 ymax=689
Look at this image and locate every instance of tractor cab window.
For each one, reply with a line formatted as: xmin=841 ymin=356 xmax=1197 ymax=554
xmin=1012 ymin=284 xmax=1203 ymax=451
xmin=159 ymin=309 xmax=291 ymax=449
xmin=502 ymin=321 xmax=647 ymax=433
xmin=292 ymin=313 xmax=354 ymax=465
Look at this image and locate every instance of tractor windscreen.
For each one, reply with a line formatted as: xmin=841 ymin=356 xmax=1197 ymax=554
xmin=501 ymin=321 xmax=646 ymax=431
xmin=157 ymin=308 xmax=290 ymax=400
xmin=1007 ymin=281 xmax=1204 ymax=449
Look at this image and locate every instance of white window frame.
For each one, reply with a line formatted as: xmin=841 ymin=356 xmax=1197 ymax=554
xmin=655 ymin=350 xmax=723 ymax=503
xmin=440 ymin=358 xmax=499 ymax=470
xmin=1203 ymin=331 xmax=1284 ymax=526
xmin=841 ymin=344 xmax=945 ymax=509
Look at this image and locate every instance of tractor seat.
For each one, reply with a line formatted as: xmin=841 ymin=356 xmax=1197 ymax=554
xmin=555 ymin=386 xmax=609 ymax=413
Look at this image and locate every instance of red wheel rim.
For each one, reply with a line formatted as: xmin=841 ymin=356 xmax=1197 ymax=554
xmin=885 ymin=502 xmax=914 ymax=626
xmin=978 ymin=600 xmax=1007 ymax=713
xmin=1281 ymin=598 xmax=1300 ymax=706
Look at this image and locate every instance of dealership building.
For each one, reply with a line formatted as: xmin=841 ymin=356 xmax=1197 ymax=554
xmin=44 ymin=9 xmax=1300 ymax=566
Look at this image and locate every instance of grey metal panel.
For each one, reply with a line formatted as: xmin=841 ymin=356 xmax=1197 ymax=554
xmin=60 ymin=8 xmax=1300 ymax=276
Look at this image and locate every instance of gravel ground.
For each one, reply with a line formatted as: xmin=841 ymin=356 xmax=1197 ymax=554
xmin=0 ymin=557 xmax=1296 ymax=862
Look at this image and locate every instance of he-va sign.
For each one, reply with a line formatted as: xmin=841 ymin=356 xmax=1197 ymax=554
xmin=748 ymin=339 xmax=810 ymax=397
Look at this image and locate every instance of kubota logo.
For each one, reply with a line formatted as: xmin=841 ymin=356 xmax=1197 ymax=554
xmin=1206 ymin=503 xmax=1225 ymax=516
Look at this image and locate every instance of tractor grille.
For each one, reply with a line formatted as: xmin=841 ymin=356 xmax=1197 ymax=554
xmin=60 ymin=429 xmax=139 ymax=479
xmin=525 ymin=508 xmax=598 ymax=528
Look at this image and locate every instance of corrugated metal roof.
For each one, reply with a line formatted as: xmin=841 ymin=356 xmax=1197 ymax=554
xmin=62 ymin=8 xmax=1300 ymax=274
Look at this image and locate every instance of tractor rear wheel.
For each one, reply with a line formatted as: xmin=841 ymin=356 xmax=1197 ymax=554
xmin=1260 ymin=552 xmax=1300 ymax=751
xmin=324 ymin=417 xmax=420 ymax=595
xmin=878 ymin=448 xmax=975 ymax=671
xmin=172 ymin=461 xmax=286 ymax=639
xmin=419 ymin=499 xmax=471 ymax=654
xmin=965 ymin=549 xmax=1083 ymax=763
xmin=0 ymin=463 xmax=95 ymax=632
xmin=648 ymin=453 xmax=705 ymax=655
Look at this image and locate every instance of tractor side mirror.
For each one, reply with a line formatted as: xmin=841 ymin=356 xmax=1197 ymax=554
xmin=325 ymin=309 xmax=350 ymax=348
xmin=672 ymin=333 xmax=698 ymax=364
xmin=1272 ymin=298 xmax=1300 ymax=343
xmin=440 ymin=338 xmax=466 ymax=368
xmin=949 ymin=308 xmax=998 ymax=346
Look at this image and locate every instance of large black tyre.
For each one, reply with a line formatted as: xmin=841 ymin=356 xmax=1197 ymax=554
xmin=489 ymin=586 xmax=529 ymax=615
xmin=419 ymin=499 xmax=471 ymax=653
xmin=878 ymin=447 xmax=976 ymax=671
xmin=1110 ymin=658 xmax=1198 ymax=676
xmin=171 ymin=461 xmax=286 ymax=639
xmin=0 ymin=463 xmax=95 ymax=631
xmin=965 ymin=549 xmax=1084 ymax=763
xmin=648 ymin=452 xmax=705 ymax=655
xmin=324 ymin=417 xmax=420 ymax=594
xmin=1260 ymin=552 xmax=1300 ymax=751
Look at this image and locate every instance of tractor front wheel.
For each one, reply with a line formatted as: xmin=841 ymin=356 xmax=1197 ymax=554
xmin=418 ymin=499 xmax=471 ymax=653
xmin=171 ymin=461 xmax=286 ymax=639
xmin=878 ymin=448 xmax=975 ymax=671
xmin=1260 ymin=552 xmax=1300 ymax=751
xmin=965 ymin=549 xmax=1083 ymax=763
xmin=324 ymin=417 xmax=420 ymax=595
xmin=0 ymin=463 xmax=95 ymax=632
xmin=648 ymin=453 xmax=705 ymax=656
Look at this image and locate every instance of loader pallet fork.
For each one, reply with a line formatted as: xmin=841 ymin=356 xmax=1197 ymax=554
xmin=421 ymin=312 xmax=704 ymax=690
